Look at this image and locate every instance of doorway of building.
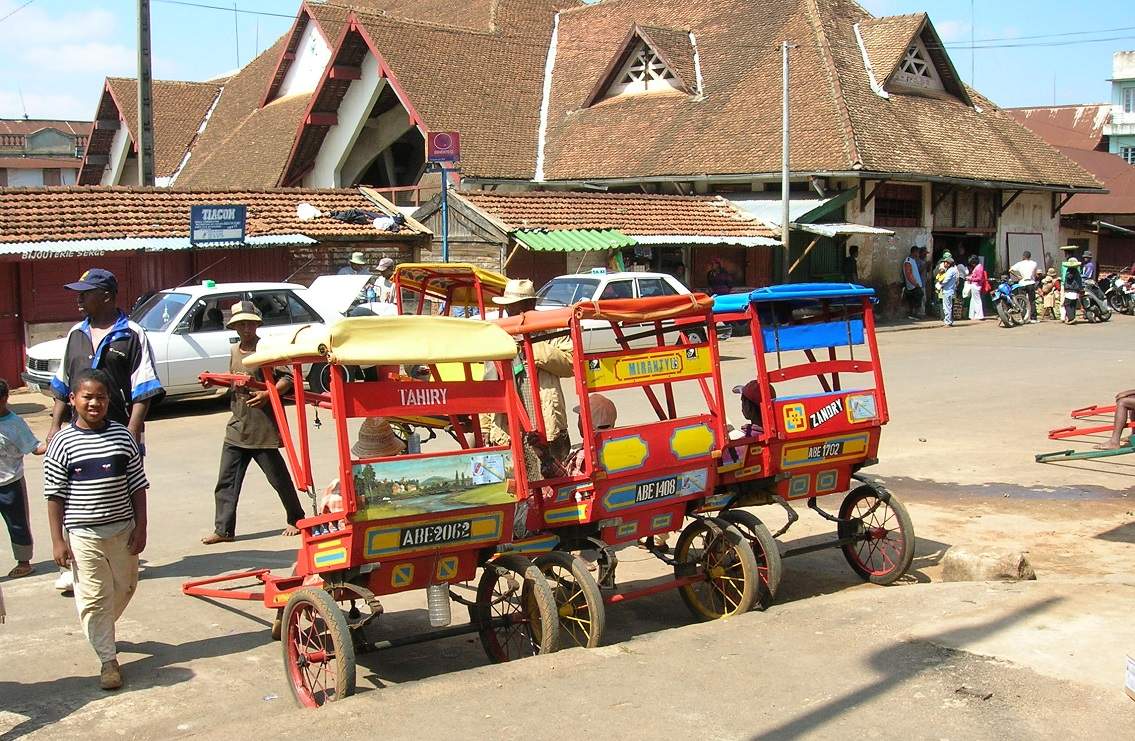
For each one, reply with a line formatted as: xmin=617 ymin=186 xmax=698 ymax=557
xmin=0 ymin=264 xmax=25 ymax=387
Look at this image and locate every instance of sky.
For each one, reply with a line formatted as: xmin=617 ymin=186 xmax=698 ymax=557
xmin=0 ymin=0 xmax=1133 ymax=121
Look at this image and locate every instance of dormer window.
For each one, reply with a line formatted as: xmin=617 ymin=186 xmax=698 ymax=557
xmin=893 ymin=38 xmax=944 ymax=92
xmin=604 ymin=42 xmax=680 ymax=100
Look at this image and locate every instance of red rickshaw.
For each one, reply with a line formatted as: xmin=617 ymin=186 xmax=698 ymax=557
xmin=709 ymin=283 xmax=914 ymax=601
xmin=495 ymin=294 xmax=765 ymax=648
xmin=183 ymin=316 xmax=560 ymax=707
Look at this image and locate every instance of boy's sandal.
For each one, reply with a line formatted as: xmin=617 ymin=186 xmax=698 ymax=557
xmin=7 ymin=564 xmax=33 ymax=578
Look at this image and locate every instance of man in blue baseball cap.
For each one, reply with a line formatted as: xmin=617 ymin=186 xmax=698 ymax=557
xmin=48 ymin=268 xmax=164 ymax=594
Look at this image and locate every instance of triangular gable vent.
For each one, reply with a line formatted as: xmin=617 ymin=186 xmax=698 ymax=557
xmin=893 ymin=37 xmax=943 ymax=92
xmin=605 ymin=41 xmax=680 ymax=99
xmin=584 ymin=26 xmax=695 ymax=107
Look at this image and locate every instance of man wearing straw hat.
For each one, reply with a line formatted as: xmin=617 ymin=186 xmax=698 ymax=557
xmin=337 ymin=251 xmax=369 ymax=276
xmin=482 ymin=279 xmax=574 ymax=484
xmin=202 ymin=301 xmax=306 ymax=544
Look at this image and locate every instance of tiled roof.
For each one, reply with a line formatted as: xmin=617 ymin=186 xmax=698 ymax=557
xmin=1054 ymin=148 xmax=1135 ymax=216
xmin=0 ymin=119 xmax=90 ymax=136
xmin=457 ymin=190 xmax=776 ymax=236
xmin=285 ymin=2 xmax=569 ymax=181
xmin=332 ymin=0 xmax=498 ymax=31
xmin=856 ymin=13 xmax=925 ymax=84
xmin=83 ymin=79 xmax=222 ymax=181
xmin=0 ymin=187 xmax=428 ymax=243
xmin=638 ymin=26 xmax=698 ymax=94
xmin=537 ymin=0 xmax=1100 ymax=189
xmin=1006 ymin=105 xmax=1111 ymax=151
xmin=174 ymin=37 xmax=309 ymax=189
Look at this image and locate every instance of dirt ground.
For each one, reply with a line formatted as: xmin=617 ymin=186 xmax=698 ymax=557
xmin=1 ymin=315 xmax=1133 ymax=738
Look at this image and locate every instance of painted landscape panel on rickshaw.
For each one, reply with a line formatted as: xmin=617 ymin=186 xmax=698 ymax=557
xmin=352 ymin=450 xmax=514 ymax=520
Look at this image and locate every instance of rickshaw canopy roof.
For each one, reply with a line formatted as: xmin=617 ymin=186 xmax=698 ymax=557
xmin=243 ymin=315 xmax=518 ymax=367
xmin=714 ymin=284 xmax=875 ymax=313
xmin=392 ymin=262 xmax=509 ymax=306
xmin=496 ymin=294 xmax=715 ymax=336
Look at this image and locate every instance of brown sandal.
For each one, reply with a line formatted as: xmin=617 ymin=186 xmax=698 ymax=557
xmin=201 ymin=533 xmax=235 ymax=545
xmin=7 ymin=563 xmax=33 ymax=578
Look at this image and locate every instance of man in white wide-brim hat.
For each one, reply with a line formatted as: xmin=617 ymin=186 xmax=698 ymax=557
xmin=202 ymin=301 xmax=306 ymax=545
xmin=480 ymin=279 xmax=574 ymax=499
xmin=338 ymin=251 xmax=369 ymax=275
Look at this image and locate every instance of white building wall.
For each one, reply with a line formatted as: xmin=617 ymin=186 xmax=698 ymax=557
xmin=997 ymin=192 xmax=1061 ymax=272
xmin=277 ymin=21 xmax=331 ymax=100
xmin=305 ymin=52 xmax=386 ymax=187
xmin=8 ymin=169 xmax=44 ymax=187
xmin=101 ymin=124 xmax=132 ymax=186
xmin=843 ymin=179 xmax=933 ymax=289
xmin=61 ymin=168 xmax=78 ymax=185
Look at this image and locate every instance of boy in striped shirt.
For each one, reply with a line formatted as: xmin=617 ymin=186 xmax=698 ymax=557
xmin=44 ymin=368 xmax=148 ymax=691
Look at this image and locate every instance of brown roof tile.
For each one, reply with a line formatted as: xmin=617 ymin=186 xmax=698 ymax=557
xmin=174 ymin=37 xmax=306 ymax=189
xmin=458 ymin=190 xmax=775 ymax=236
xmin=286 ymin=2 xmax=569 ymax=181
xmin=0 ymin=156 xmax=83 ymax=169
xmin=855 ymin=13 xmax=925 ymax=84
xmin=0 ymin=120 xmax=90 ymax=136
xmin=1054 ymin=147 xmax=1135 ymax=216
xmin=0 ymin=186 xmax=427 ymax=243
xmin=1006 ymin=105 xmax=1111 ymax=152
xmin=98 ymin=78 xmax=223 ymax=179
xmin=538 ymin=0 xmax=1100 ymax=190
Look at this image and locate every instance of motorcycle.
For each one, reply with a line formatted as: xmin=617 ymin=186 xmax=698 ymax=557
xmin=1081 ymin=278 xmax=1112 ymax=323
xmin=992 ymin=276 xmax=1025 ymax=328
xmin=1101 ymin=273 xmax=1134 ymax=315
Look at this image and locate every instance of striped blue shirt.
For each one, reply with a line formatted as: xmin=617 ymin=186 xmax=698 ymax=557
xmin=43 ymin=421 xmax=148 ymax=531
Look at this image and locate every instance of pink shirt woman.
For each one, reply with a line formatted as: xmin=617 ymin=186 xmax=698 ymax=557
xmin=966 ymin=257 xmax=986 ymax=320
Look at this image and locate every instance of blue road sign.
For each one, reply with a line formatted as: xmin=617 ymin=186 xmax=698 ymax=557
xmin=190 ymin=205 xmax=247 ymax=245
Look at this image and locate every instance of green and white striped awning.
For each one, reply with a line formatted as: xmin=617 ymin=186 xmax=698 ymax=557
xmin=513 ymin=229 xmax=636 ymax=252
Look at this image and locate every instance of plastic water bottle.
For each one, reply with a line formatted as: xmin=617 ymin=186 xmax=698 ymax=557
xmin=427 ymin=583 xmax=451 ymax=627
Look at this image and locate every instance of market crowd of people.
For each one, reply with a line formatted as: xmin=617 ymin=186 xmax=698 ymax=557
xmin=902 ymin=244 xmax=1113 ymax=327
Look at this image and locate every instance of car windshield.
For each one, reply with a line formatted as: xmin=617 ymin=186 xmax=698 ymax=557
xmin=132 ymin=292 xmax=191 ymax=332
xmin=537 ymin=277 xmax=600 ymax=306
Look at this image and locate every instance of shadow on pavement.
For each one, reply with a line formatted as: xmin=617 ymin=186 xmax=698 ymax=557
xmin=751 ymin=596 xmax=1063 ymax=740
xmin=141 ymin=549 xmax=295 ymax=580
xmin=0 ymin=631 xmax=264 ymax=740
xmin=1096 ymin=521 xmax=1135 ymax=544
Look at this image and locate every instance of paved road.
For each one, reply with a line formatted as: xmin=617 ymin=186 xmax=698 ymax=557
xmin=1 ymin=316 xmax=1133 ymax=738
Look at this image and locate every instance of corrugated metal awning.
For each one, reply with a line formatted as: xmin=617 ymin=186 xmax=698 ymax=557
xmin=792 ymin=223 xmax=895 ymax=238
xmin=0 ymin=234 xmax=317 ymax=256
xmin=514 ymin=229 xmax=636 ymax=252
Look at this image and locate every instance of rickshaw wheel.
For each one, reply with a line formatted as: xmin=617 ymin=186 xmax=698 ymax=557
xmin=281 ymin=588 xmax=356 ymax=708
xmin=469 ymin=555 xmax=559 ymax=663
xmin=534 ymin=551 xmax=606 ymax=649
xmin=837 ymin=485 xmax=915 ymax=585
xmin=716 ymin=510 xmax=783 ymax=609
xmin=674 ymin=518 xmax=760 ymax=621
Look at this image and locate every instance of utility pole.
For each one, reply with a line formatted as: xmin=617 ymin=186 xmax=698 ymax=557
xmin=780 ymin=41 xmax=797 ymax=284
xmin=137 ymin=0 xmax=155 ymax=186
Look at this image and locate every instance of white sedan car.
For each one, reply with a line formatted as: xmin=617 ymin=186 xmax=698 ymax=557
xmin=22 ymin=280 xmax=353 ymax=401
xmin=535 ymin=270 xmax=729 ymax=349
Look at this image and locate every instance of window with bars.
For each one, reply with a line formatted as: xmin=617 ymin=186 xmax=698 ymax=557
xmin=874 ymin=184 xmax=924 ymax=228
xmin=603 ymin=42 xmax=680 ymax=99
xmin=1124 ymin=86 xmax=1135 ymax=114
xmin=1121 ymin=146 xmax=1135 ymax=165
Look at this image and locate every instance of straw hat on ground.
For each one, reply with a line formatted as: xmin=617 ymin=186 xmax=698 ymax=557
xmin=492 ymin=278 xmax=536 ymax=305
xmin=352 ymin=417 xmax=406 ymax=458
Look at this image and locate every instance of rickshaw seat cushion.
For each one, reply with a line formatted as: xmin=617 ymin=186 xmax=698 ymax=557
xmin=761 ymin=319 xmax=864 ymax=352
